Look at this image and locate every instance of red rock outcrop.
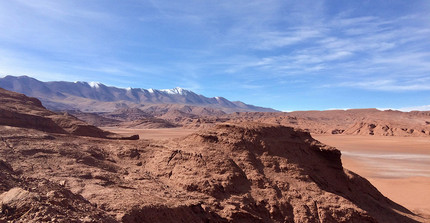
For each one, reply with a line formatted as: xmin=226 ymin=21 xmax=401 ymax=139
xmin=141 ymin=123 xmax=418 ymax=222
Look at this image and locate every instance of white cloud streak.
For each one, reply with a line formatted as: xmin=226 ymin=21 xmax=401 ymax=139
xmin=336 ymin=79 xmax=430 ymax=91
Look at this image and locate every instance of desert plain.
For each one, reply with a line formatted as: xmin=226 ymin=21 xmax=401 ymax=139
xmin=313 ymin=135 xmax=430 ymax=218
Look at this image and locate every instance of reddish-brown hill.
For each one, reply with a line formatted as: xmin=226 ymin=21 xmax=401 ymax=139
xmin=145 ymin=123 xmax=418 ymax=222
xmin=0 ymin=88 xmax=125 ymax=138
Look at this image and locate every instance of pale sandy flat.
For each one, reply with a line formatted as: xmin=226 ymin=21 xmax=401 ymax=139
xmin=313 ymin=135 xmax=430 ymax=217
xmin=102 ymin=127 xmax=198 ymax=140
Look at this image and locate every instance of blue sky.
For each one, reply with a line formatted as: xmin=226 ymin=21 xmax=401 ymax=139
xmin=0 ymin=0 xmax=430 ymax=111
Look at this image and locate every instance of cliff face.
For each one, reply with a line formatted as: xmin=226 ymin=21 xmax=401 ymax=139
xmin=141 ymin=123 xmax=416 ymax=222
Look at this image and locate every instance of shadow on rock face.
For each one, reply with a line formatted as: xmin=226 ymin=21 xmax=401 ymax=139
xmin=122 ymin=204 xmax=228 ymax=223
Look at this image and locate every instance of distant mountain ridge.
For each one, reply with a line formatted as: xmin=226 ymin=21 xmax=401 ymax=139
xmin=0 ymin=75 xmax=277 ymax=113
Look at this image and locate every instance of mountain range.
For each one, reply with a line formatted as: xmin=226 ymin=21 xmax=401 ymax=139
xmin=0 ymin=75 xmax=277 ymax=113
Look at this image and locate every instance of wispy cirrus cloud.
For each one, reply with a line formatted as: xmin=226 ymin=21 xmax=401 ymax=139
xmin=215 ymin=10 xmax=430 ymax=95
xmin=334 ymin=78 xmax=430 ymax=91
xmin=253 ymin=29 xmax=323 ymax=50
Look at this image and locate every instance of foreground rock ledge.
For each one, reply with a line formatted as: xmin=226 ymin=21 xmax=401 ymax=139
xmin=0 ymin=123 xmax=423 ymax=222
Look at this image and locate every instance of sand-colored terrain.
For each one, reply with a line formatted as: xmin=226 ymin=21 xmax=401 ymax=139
xmin=313 ymin=135 xmax=430 ymax=218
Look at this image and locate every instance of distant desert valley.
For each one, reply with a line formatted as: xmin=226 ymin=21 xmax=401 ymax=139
xmin=1 ymin=76 xmax=430 ymax=222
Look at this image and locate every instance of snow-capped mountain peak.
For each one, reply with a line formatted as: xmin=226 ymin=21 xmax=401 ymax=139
xmin=160 ymin=87 xmax=188 ymax=95
xmin=89 ymin=82 xmax=102 ymax=89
